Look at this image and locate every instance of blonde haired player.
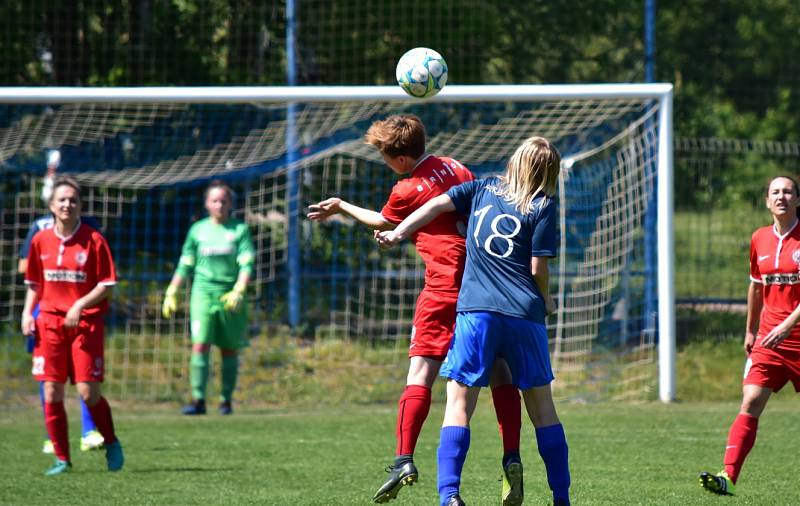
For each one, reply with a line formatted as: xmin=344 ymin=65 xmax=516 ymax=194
xmin=378 ymin=136 xmax=571 ymax=506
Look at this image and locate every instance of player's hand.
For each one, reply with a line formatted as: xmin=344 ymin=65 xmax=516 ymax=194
xmin=162 ymin=286 xmax=178 ymax=319
xmin=307 ymin=198 xmax=342 ymax=222
xmin=743 ymin=330 xmax=756 ymax=355
xmin=761 ymin=321 xmax=791 ymax=350
xmin=375 ymin=230 xmax=400 ymax=249
xmin=65 ymin=303 xmax=83 ymax=328
xmin=220 ymin=283 xmax=246 ymax=312
xmin=21 ymin=312 xmax=36 ymax=336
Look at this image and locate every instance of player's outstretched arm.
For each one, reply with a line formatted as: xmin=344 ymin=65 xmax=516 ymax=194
xmin=308 ymin=197 xmax=394 ymax=230
xmin=376 ymin=194 xmax=455 ymax=248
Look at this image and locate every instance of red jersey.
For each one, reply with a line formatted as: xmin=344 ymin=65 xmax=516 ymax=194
xmin=381 ymin=155 xmax=474 ymax=293
xmin=25 ymin=222 xmax=117 ymax=316
xmin=750 ymin=221 xmax=800 ymax=351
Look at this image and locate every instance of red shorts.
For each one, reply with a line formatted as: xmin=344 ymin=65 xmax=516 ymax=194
xmin=32 ymin=312 xmax=105 ymax=384
xmin=744 ymin=346 xmax=800 ymax=393
xmin=409 ymin=289 xmax=458 ymax=359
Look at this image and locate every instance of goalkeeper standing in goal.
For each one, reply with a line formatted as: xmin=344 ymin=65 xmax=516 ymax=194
xmin=162 ymin=180 xmax=255 ymax=416
xmin=308 ymin=114 xmax=524 ymax=505
xmin=700 ymin=175 xmax=800 ymax=496
xmin=377 ymin=136 xmax=571 ymax=506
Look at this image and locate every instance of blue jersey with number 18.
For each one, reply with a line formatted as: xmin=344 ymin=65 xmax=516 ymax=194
xmin=447 ymin=176 xmax=558 ymax=323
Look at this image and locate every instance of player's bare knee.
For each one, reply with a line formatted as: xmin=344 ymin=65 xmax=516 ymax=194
xmin=406 ymin=356 xmax=441 ymax=386
xmin=406 ymin=372 xmax=436 ymax=388
xmin=740 ymin=385 xmax=771 ymax=417
xmin=43 ymin=381 xmax=64 ymax=403
xmin=77 ymin=382 xmax=101 ymax=406
xmin=740 ymin=397 xmax=767 ymax=417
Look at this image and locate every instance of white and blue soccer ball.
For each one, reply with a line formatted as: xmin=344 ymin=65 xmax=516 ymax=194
xmin=396 ymin=47 xmax=448 ymax=99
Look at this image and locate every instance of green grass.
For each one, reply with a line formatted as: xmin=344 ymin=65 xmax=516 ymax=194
xmin=2 ymin=398 xmax=799 ymax=505
xmin=677 ymin=338 xmax=751 ymax=401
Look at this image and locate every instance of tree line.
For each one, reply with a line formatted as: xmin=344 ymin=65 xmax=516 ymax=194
xmin=1 ymin=0 xmax=798 ymax=206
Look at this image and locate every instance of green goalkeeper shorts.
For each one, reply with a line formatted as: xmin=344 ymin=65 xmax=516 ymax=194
xmin=189 ymin=288 xmax=248 ymax=349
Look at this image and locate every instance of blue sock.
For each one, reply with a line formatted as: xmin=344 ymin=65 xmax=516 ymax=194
xmin=79 ymin=396 xmax=97 ymax=436
xmin=39 ymin=382 xmax=48 ymax=439
xmin=535 ymin=423 xmax=571 ymax=504
xmin=437 ymin=426 xmax=470 ymax=506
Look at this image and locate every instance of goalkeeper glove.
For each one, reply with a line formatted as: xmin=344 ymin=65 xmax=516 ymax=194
xmin=220 ymin=283 xmax=246 ymax=312
xmin=162 ymin=285 xmax=178 ymax=318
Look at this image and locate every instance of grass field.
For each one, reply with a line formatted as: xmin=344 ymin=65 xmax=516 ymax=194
xmin=1 ymin=396 xmax=799 ymax=505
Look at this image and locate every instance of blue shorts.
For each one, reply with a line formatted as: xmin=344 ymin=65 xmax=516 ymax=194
xmin=440 ymin=311 xmax=554 ymax=389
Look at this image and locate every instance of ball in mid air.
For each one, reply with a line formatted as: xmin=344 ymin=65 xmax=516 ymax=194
xmin=396 ymin=47 xmax=448 ymax=99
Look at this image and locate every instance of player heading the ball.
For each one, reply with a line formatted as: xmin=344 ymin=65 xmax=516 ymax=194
xmin=308 ymin=114 xmax=522 ymax=505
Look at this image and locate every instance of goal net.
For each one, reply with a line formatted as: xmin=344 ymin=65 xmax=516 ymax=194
xmin=0 ymin=85 xmax=673 ymax=404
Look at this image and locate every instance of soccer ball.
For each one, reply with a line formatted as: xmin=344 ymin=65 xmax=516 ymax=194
xmin=396 ymin=47 xmax=448 ymax=99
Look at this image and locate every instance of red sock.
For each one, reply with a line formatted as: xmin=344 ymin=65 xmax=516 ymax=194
xmin=87 ymin=396 xmax=118 ymax=445
xmin=491 ymin=384 xmax=521 ymax=454
xmin=723 ymin=413 xmax=758 ymax=483
xmin=44 ymin=401 xmax=70 ymax=462
xmin=395 ymin=385 xmax=431 ymax=456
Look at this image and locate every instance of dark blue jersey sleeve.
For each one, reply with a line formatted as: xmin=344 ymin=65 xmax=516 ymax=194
xmin=20 ymin=222 xmax=41 ymax=259
xmin=447 ymin=179 xmax=484 ymax=215
xmin=530 ymin=198 xmax=558 ymax=257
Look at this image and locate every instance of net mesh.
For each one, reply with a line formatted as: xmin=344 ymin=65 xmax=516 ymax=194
xmin=0 ymin=93 xmax=662 ymax=403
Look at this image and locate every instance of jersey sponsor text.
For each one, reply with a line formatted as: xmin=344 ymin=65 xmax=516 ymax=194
xmin=762 ymin=272 xmax=800 ymax=285
xmin=199 ymin=244 xmax=235 ymax=256
xmin=44 ymin=269 xmax=87 ymax=282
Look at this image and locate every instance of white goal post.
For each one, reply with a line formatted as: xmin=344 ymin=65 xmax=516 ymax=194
xmin=0 ymin=84 xmax=675 ymax=403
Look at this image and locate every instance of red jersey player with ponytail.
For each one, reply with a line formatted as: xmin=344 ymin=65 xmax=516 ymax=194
xmin=21 ymin=176 xmax=123 ymax=476
xmin=700 ymin=175 xmax=800 ymax=495
xmin=308 ymin=114 xmax=523 ymax=505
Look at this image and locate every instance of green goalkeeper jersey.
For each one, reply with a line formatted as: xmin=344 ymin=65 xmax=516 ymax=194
xmin=175 ymin=217 xmax=255 ymax=292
